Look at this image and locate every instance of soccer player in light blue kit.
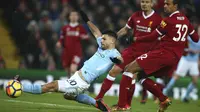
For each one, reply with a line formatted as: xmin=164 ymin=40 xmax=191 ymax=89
xmin=163 ymin=36 xmax=200 ymax=102
xmin=15 ymin=9 xmax=123 ymax=112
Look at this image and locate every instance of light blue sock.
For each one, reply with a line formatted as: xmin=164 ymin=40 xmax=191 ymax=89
xmin=163 ymin=77 xmax=176 ymax=95
xmin=184 ymin=83 xmax=195 ymax=99
xmin=22 ymin=84 xmax=42 ymax=94
xmin=75 ymin=94 xmax=96 ymax=106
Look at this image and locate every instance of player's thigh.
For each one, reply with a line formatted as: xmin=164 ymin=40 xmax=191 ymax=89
xmin=136 ymin=49 xmax=178 ymax=76
xmin=175 ymin=57 xmax=189 ymax=77
xmin=58 ymin=72 xmax=89 ymax=93
xmin=189 ymin=62 xmax=199 ymax=76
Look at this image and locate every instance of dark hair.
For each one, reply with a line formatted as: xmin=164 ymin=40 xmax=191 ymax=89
xmin=102 ymin=30 xmax=118 ymax=40
xmin=66 ymin=10 xmax=79 ymax=22
xmin=172 ymin=0 xmax=179 ymax=5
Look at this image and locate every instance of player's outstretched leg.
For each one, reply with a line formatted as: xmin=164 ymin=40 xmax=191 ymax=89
xmin=65 ymin=94 xmax=110 ymax=111
xmin=15 ymin=75 xmax=59 ymax=94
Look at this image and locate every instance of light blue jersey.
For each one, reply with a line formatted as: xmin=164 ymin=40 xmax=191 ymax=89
xmin=81 ymin=37 xmax=120 ymax=83
xmin=184 ymin=36 xmax=200 ymax=62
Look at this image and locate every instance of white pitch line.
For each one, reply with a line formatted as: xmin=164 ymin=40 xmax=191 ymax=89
xmin=0 ymin=99 xmax=96 ymax=111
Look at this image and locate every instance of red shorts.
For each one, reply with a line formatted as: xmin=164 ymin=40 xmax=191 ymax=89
xmin=61 ymin=51 xmax=82 ymax=68
xmin=117 ymin=46 xmax=143 ymax=70
xmin=136 ymin=48 xmax=179 ymax=78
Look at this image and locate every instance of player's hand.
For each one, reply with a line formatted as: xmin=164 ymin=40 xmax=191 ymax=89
xmin=110 ymin=57 xmax=122 ymax=64
xmin=79 ymin=10 xmax=90 ymax=23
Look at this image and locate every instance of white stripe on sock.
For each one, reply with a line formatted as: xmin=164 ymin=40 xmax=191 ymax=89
xmin=106 ymin=74 xmax=115 ymax=81
xmin=123 ymin=72 xmax=133 ymax=78
xmin=139 ymin=78 xmax=146 ymax=84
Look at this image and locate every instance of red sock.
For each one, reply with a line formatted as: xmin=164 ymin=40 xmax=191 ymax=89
xmin=118 ymin=74 xmax=132 ymax=107
xmin=95 ymin=78 xmax=114 ymax=100
xmin=141 ymin=88 xmax=147 ymax=100
xmin=142 ymin=78 xmax=167 ymax=102
xmin=127 ymin=83 xmax=135 ymax=106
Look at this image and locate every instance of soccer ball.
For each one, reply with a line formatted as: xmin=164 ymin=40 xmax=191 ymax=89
xmin=6 ymin=80 xmax=22 ymax=98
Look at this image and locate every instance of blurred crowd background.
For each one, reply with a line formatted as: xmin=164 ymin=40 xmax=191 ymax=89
xmin=0 ymin=0 xmax=200 ymax=71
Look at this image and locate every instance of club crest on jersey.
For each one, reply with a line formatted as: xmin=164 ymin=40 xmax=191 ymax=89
xmin=160 ymin=20 xmax=167 ymax=28
xmin=148 ymin=21 xmax=153 ymax=27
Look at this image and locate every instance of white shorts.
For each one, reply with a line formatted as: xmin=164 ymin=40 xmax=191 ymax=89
xmin=58 ymin=71 xmax=90 ymax=97
xmin=175 ymin=57 xmax=199 ymax=77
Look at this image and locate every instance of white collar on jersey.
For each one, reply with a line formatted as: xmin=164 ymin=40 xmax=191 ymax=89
xmin=169 ymin=11 xmax=180 ymax=17
xmin=69 ymin=22 xmax=79 ymax=27
xmin=142 ymin=10 xmax=155 ymax=19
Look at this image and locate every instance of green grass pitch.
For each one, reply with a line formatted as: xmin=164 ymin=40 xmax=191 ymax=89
xmin=0 ymin=89 xmax=200 ymax=112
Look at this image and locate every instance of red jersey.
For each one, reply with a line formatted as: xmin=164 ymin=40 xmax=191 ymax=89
xmin=59 ymin=23 xmax=88 ymax=55
xmin=137 ymin=11 xmax=199 ymax=59
xmin=127 ymin=10 xmax=162 ymax=53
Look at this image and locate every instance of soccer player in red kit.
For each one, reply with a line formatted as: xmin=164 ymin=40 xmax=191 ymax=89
xmin=112 ymin=0 xmax=199 ymax=112
xmin=56 ymin=11 xmax=88 ymax=77
xmin=95 ymin=0 xmax=162 ymax=110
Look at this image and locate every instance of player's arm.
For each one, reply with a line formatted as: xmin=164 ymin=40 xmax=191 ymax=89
xmin=188 ymin=23 xmax=199 ymax=43
xmin=79 ymin=10 xmax=102 ymax=38
xmin=117 ymin=15 xmax=134 ymax=38
xmin=117 ymin=26 xmax=130 ymax=38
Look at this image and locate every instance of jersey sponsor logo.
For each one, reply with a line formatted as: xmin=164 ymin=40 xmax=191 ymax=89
xmin=136 ymin=25 xmax=151 ymax=32
xmin=66 ymin=31 xmax=80 ymax=36
xmin=160 ymin=20 xmax=167 ymax=28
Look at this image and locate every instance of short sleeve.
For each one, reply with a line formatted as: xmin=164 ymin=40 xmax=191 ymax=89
xmin=111 ymin=49 xmax=121 ymax=58
xmin=96 ymin=37 xmax=102 ymax=47
xmin=126 ymin=13 xmax=136 ymax=29
xmin=156 ymin=19 xmax=169 ymax=35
